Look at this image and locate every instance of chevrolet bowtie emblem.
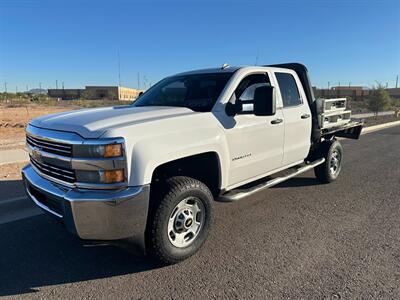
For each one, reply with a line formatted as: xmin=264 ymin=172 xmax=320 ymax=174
xmin=32 ymin=148 xmax=42 ymax=162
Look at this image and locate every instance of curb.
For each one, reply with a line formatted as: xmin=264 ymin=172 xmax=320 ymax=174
xmin=361 ymin=120 xmax=400 ymax=135
xmin=0 ymin=159 xmax=29 ymax=167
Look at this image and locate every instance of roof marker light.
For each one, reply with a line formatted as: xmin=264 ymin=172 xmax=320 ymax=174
xmin=221 ymin=63 xmax=230 ymax=70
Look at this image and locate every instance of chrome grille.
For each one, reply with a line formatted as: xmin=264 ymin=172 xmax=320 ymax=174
xmin=27 ymin=135 xmax=73 ymax=157
xmin=30 ymin=157 xmax=76 ymax=183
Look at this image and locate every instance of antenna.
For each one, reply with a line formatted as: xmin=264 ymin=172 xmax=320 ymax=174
xmin=255 ymin=48 xmax=259 ymax=66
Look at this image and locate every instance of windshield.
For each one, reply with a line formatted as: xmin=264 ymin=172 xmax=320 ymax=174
xmin=133 ymin=73 xmax=233 ymax=112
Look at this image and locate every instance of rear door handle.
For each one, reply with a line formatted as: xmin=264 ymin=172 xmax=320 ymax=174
xmin=301 ymin=114 xmax=310 ymax=119
xmin=271 ymin=118 xmax=283 ymax=124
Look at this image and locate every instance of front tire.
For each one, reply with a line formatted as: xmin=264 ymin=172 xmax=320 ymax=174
xmin=314 ymin=140 xmax=343 ymax=183
xmin=146 ymin=176 xmax=213 ymax=264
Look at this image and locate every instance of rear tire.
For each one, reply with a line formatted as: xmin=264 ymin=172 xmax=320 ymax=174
xmin=314 ymin=140 xmax=343 ymax=183
xmin=146 ymin=176 xmax=213 ymax=264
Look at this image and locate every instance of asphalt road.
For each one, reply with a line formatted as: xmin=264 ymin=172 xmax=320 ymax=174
xmin=0 ymin=126 xmax=399 ymax=299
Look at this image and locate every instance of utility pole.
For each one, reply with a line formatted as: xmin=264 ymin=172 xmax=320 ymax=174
xmin=39 ymin=82 xmax=42 ymax=90
xmin=62 ymin=81 xmax=64 ymax=89
xmin=328 ymin=81 xmax=330 ymax=89
xmin=26 ymin=85 xmax=29 ymax=92
xmin=16 ymin=86 xmax=18 ymax=94
xmin=143 ymin=75 xmax=148 ymax=90
xmin=396 ymin=75 xmax=398 ymax=88
xmin=117 ymin=50 xmax=121 ymax=87
xmin=56 ymin=80 xmax=58 ymax=89
xmin=4 ymin=82 xmax=7 ymax=101
xmin=349 ymin=82 xmax=351 ymax=87
xmin=338 ymin=82 xmax=341 ymax=87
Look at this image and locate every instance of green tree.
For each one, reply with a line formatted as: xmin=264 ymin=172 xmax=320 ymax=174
xmin=367 ymin=84 xmax=391 ymax=118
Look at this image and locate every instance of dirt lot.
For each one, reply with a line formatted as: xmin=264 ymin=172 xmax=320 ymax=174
xmin=0 ymin=105 xmax=72 ymax=146
xmin=0 ymin=162 xmax=27 ymax=181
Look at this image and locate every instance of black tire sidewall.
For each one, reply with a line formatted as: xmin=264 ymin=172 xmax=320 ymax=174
xmin=323 ymin=140 xmax=343 ymax=182
xmin=148 ymin=177 xmax=213 ymax=263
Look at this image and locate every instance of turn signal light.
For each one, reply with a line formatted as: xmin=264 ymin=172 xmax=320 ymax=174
xmin=102 ymin=169 xmax=125 ymax=183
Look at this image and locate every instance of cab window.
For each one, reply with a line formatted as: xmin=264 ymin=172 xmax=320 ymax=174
xmin=231 ymin=73 xmax=270 ymax=114
xmin=275 ymin=72 xmax=302 ymax=107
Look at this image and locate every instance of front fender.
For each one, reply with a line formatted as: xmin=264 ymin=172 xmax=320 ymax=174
xmin=128 ymin=133 xmax=229 ymax=189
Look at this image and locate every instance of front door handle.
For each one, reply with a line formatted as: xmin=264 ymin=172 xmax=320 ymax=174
xmin=271 ymin=118 xmax=283 ymax=124
xmin=301 ymin=113 xmax=310 ymax=119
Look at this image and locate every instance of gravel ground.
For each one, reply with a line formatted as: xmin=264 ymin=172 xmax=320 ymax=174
xmin=0 ymin=125 xmax=399 ymax=299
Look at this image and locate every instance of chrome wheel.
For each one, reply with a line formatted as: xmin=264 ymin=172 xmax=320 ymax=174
xmin=329 ymin=149 xmax=341 ymax=176
xmin=167 ymin=197 xmax=205 ymax=248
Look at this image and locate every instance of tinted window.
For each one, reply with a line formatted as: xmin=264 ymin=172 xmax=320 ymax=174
xmin=275 ymin=72 xmax=301 ymax=107
xmin=133 ymin=73 xmax=232 ymax=112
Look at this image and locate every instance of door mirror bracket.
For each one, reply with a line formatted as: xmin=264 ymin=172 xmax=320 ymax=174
xmin=225 ymin=100 xmax=243 ymax=117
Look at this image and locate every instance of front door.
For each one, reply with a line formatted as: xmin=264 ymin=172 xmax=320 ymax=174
xmin=224 ymin=73 xmax=285 ymax=187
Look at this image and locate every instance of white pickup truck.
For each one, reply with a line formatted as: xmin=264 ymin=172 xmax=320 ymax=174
xmin=22 ymin=63 xmax=362 ymax=264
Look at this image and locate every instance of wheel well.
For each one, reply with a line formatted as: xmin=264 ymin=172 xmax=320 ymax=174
xmin=151 ymin=152 xmax=221 ymax=197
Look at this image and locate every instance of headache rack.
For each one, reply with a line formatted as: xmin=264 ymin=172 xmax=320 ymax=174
xmin=265 ymin=63 xmax=363 ymax=141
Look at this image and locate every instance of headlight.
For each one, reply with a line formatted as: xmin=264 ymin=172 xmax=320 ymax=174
xmin=76 ymin=169 xmax=125 ymax=184
xmin=74 ymin=143 xmax=123 ymax=158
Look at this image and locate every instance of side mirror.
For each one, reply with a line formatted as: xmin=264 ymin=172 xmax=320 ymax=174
xmin=138 ymin=91 xmax=144 ymax=97
xmin=254 ymin=86 xmax=276 ymax=116
xmin=225 ymin=100 xmax=243 ymax=117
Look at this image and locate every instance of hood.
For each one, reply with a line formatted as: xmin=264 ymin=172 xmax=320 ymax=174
xmin=30 ymin=105 xmax=197 ymax=138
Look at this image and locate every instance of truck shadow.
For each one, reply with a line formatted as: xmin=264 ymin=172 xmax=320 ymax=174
xmin=0 ymin=180 xmax=164 ymax=297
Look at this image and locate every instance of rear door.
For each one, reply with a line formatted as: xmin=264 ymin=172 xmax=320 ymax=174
xmin=274 ymin=71 xmax=312 ymax=166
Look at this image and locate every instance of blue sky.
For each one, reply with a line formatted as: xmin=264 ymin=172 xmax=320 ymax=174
xmin=0 ymin=0 xmax=399 ymax=91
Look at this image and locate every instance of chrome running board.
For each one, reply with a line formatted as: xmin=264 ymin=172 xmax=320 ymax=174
xmin=218 ymin=158 xmax=325 ymax=202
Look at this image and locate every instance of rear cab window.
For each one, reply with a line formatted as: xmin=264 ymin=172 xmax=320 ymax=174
xmin=275 ymin=72 xmax=302 ymax=107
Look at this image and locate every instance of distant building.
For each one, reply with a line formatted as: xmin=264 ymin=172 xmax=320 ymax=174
xmin=386 ymin=88 xmax=400 ymax=99
xmin=48 ymin=86 xmax=143 ymax=101
xmin=314 ymin=86 xmax=400 ymax=101
xmin=313 ymin=86 xmax=370 ymax=101
xmin=331 ymin=86 xmax=364 ymax=91
xmin=48 ymin=89 xmax=83 ymax=100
